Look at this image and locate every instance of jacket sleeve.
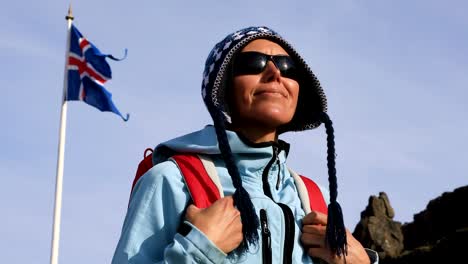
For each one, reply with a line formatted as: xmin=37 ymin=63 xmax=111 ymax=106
xmin=365 ymin=249 xmax=379 ymax=264
xmin=111 ymin=160 xmax=227 ymax=264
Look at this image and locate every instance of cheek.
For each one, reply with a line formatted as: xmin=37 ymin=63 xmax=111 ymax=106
xmin=285 ymin=79 xmax=300 ymax=107
xmin=232 ymin=77 xmax=256 ymax=107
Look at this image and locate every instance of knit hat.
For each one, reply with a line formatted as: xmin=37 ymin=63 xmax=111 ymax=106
xmin=201 ymin=26 xmax=347 ymax=256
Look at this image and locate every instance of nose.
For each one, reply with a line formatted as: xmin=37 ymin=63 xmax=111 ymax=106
xmin=262 ymin=60 xmax=282 ymax=83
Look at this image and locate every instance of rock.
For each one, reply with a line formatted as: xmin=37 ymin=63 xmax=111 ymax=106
xmin=353 ymin=192 xmax=404 ymax=258
xmin=354 ymin=185 xmax=468 ymax=263
xmin=380 ymin=227 xmax=468 ymax=264
xmin=402 ymin=185 xmax=468 ymax=250
xmin=380 ymin=192 xmax=395 ymax=218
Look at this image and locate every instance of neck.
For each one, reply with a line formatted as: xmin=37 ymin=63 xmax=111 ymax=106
xmin=230 ymin=125 xmax=277 ymax=143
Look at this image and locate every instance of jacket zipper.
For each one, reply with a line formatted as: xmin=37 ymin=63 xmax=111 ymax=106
xmin=262 ymin=146 xmax=278 ymax=198
xmin=275 ymin=159 xmax=281 ymax=190
xmin=278 ymin=204 xmax=295 ymax=264
xmin=260 ymin=209 xmax=272 ymax=264
xmin=262 ymin=145 xmax=295 ymax=264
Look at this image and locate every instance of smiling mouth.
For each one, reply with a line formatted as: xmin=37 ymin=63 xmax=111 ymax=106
xmin=254 ymin=90 xmax=287 ymax=98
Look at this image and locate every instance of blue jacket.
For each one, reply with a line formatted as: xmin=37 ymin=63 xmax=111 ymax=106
xmin=112 ymin=125 xmax=336 ymax=263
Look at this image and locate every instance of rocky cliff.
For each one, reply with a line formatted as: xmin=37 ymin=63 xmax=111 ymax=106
xmin=353 ymin=185 xmax=468 ymax=263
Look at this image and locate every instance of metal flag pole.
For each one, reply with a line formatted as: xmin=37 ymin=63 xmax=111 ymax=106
xmin=50 ymin=5 xmax=74 ymax=264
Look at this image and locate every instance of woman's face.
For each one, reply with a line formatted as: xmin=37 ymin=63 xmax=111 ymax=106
xmin=230 ymin=39 xmax=299 ymax=130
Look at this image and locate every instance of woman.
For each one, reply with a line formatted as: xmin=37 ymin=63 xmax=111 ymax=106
xmin=112 ymin=26 xmax=377 ymax=263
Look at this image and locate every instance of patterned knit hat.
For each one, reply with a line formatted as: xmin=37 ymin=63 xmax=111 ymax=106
xmin=201 ymin=26 xmax=347 ymax=256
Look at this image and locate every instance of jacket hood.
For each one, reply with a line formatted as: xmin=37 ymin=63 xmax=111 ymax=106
xmin=201 ymin=26 xmax=328 ymax=133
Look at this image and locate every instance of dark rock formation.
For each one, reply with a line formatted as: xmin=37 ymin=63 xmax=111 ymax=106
xmin=402 ymin=185 xmax=468 ymax=251
xmin=380 ymin=227 xmax=468 ymax=264
xmin=354 ymin=185 xmax=468 ymax=263
xmin=353 ymin=192 xmax=404 ymax=259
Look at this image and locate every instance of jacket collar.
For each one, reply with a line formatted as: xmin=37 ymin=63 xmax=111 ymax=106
xmin=154 ymin=125 xmax=290 ymax=172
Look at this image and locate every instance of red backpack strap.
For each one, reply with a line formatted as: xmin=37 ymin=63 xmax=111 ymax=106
xmin=171 ymin=154 xmax=222 ymax=209
xmin=299 ymin=175 xmax=328 ymax=215
xmin=130 ymin=149 xmax=222 ymax=209
xmin=289 ymin=168 xmax=328 ymax=215
xmin=131 ymin=148 xmax=155 ymax=195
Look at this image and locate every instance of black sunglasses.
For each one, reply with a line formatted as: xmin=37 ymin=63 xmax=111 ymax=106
xmin=232 ymin=51 xmax=299 ymax=80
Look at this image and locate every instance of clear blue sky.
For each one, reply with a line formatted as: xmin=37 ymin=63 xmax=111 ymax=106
xmin=1 ymin=1 xmax=467 ymax=263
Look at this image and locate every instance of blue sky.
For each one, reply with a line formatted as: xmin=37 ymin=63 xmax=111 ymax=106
xmin=1 ymin=1 xmax=467 ymax=263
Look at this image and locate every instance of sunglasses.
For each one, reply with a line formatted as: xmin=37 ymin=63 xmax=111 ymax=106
xmin=232 ymin=51 xmax=299 ymax=80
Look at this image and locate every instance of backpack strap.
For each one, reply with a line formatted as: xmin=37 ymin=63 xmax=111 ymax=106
xmin=289 ymin=168 xmax=328 ymax=215
xmin=130 ymin=150 xmax=223 ymax=209
xmin=170 ymin=154 xmax=222 ymax=209
xmin=131 ymin=148 xmax=155 ymax=195
xmin=197 ymin=154 xmax=224 ymax=198
xmin=131 ymin=149 xmax=326 ymax=215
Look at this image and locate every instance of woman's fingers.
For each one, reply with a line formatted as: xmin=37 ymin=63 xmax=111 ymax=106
xmin=302 ymin=211 xmax=328 ymax=256
xmin=302 ymin=210 xmax=328 ymax=225
xmin=185 ymin=196 xmax=243 ymax=253
xmin=302 ymin=224 xmax=326 ymax=235
xmin=301 ymin=232 xmax=326 ymax=247
xmin=302 ymin=212 xmax=372 ymax=264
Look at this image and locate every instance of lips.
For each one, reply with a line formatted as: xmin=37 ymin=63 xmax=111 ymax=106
xmin=254 ymin=86 xmax=288 ymax=98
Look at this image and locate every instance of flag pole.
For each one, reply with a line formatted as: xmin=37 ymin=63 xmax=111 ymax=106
xmin=50 ymin=5 xmax=74 ymax=264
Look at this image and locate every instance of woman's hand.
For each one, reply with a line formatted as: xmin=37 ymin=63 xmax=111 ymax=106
xmin=185 ymin=196 xmax=243 ymax=254
xmin=301 ymin=211 xmax=370 ymax=264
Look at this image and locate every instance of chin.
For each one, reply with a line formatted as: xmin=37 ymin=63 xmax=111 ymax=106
xmin=251 ymin=111 xmax=294 ymax=128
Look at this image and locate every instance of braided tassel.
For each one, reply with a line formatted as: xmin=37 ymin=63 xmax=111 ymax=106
xmin=210 ymin=105 xmax=260 ymax=253
xmin=318 ymin=112 xmax=348 ymax=257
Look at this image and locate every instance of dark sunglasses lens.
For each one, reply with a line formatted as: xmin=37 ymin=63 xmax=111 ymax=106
xmin=233 ymin=52 xmax=299 ymax=80
xmin=233 ymin=52 xmax=267 ymax=76
xmin=274 ymin=56 xmax=298 ymax=80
